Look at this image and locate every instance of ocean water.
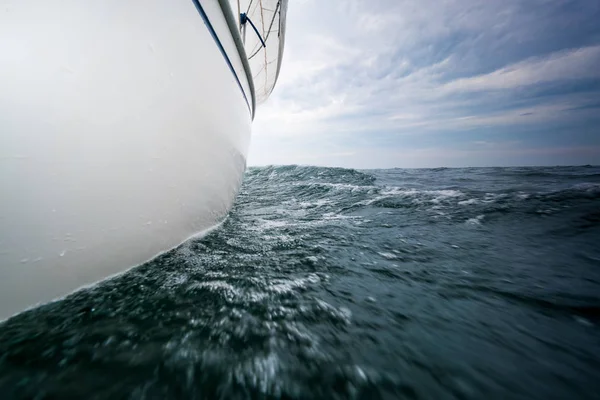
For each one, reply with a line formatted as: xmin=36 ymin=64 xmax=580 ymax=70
xmin=1 ymin=165 xmax=599 ymax=399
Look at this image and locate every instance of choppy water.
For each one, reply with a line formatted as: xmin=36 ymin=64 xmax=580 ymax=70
xmin=1 ymin=165 xmax=600 ymax=399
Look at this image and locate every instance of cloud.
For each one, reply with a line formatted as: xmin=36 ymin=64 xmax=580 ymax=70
xmin=250 ymin=0 xmax=600 ymax=167
xmin=442 ymin=45 xmax=600 ymax=92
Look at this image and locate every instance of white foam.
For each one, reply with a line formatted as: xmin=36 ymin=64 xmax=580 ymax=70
xmin=238 ymin=353 xmax=281 ymax=393
xmin=298 ymin=199 xmax=334 ymax=208
xmin=458 ymin=199 xmax=479 ymax=206
xmin=378 ymin=252 xmax=397 ymax=260
xmin=161 ymin=272 xmax=189 ymax=289
xmin=381 ymin=187 xmax=463 ymax=198
xmin=572 ymin=182 xmax=600 ymax=193
xmin=466 ymin=215 xmax=485 ymax=225
xmin=257 ymin=219 xmax=291 ymax=229
xmin=301 ymin=182 xmax=377 ymax=192
xmin=186 ymin=280 xmax=236 ymax=292
xmin=314 ymin=299 xmax=352 ymax=324
xmin=261 ymin=234 xmax=295 ymax=243
xmin=267 ymin=274 xmax=322 ymax=295
xmin=321 ymin=213 xmax=362 ymax=221
xmin=362 ymin=187 xmax=466 ymax=207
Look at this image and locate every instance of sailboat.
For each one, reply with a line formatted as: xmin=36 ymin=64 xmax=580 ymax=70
xmin=0 ymin=0 xmax=288 ymax=320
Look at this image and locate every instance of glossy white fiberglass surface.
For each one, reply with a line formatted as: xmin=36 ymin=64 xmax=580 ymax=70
xmin=0 ymin=0 xmax=252 ymax=319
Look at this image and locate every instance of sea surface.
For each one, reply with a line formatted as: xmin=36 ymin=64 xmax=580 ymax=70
xmin=1 ymin=165 xmax=599 ymax=399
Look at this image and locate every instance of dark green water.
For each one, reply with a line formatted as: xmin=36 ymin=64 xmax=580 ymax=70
xmin=1 ymin=165 xmax=600 ymax=399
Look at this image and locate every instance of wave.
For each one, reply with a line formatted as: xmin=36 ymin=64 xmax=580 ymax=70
xmin=246 ymin=165 xmax=376 ymax=186
xmin=531 ymin=183 xmax=600 ymax=203
xmin=443 ymin=283 xmax=600 ymax=321
xmin=1 ymin=164 xmax=599 ymax=399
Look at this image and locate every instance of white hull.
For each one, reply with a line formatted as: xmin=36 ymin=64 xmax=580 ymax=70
xmin=0 ymin=0 xmax=255 ymax=319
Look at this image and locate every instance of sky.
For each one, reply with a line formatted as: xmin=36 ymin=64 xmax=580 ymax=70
xmin=247 ymin=0 xmax=600 ymax=168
